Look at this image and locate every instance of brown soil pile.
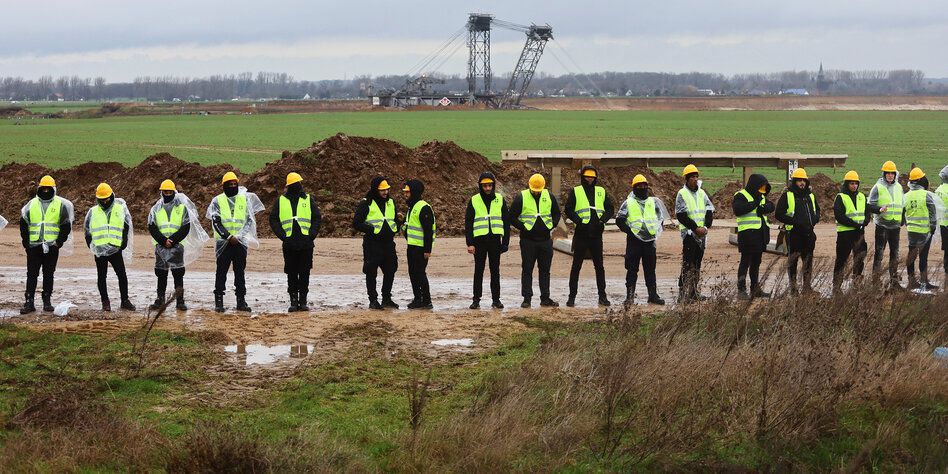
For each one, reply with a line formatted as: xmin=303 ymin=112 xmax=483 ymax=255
xmin=711 ymin=172 xmax=841 ymax=222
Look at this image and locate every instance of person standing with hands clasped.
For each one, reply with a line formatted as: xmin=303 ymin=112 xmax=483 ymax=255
xmin=465 ymin=172 xmax=510 ymax=309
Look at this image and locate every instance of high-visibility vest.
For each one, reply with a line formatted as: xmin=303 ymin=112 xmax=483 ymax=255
xmin=624 ymin=196 xmax=659 ymax=236
xmin=677 ymin=187 xmax=708 ymax=231
xmin=784 ymin=191 xmax=816 ymax=231
xmin=364 ymin=198 xmax=396 ymax=235
xmin=519 ymin=189 xmax=553 ymax=231
xmin=404 ymin=200 xmax=435 ymax=247
xmin=27 ymin=197 xmax=62 ymax=243
xmin=280 ymin=195 xmax=312 ymax=237
xmin=904 ymin=189 xmax=930 ymax=234
xmin=872 ymin=182 xmax=903 ymax=225
xmin=836 ymin=192 xmax=866 ymax=232
xmin=572 ymin=185 xmax=605 ymax=224
xmin=471 ymin=193 xmax=505 ymax=237
xmin=734 ymin=189 xmax=768 ymax=232
xmin=89 ymin=205 xmax=124 ymax=247
xmin=152 ymin=205 xmax=185 ymax=246
xmin=214 ymin=194 xmax=247 ymax=240
xmin=936 ymin=184 xmax=948 ymax=227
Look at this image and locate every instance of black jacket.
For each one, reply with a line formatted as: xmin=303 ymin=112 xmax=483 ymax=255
xmin=732 ymin=174 xmax=774 ymax=253
xmin=510 ymin=190 xmax=561 ymax=241
xmin=353 ymin=176 xmax=401 ymax=244
xmin=775 ymin=183 xmax=819 ymax=233
xmin=464 ymin=190 xmax=511 ymax=248
xmin=564 ymin=179 xmax=615 ymax=238
xmin=19 ymin=194 xmax=72 ymax=249
xmin=403 ymin=179 xmax=435 ymax=252
xmin=269 ymin=189 xmax=321 ymax=251
xmin=834 ymin=183 xmax=881 ymax=233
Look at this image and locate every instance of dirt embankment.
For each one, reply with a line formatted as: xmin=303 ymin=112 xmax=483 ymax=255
xmin=0 ymin=134 xmax=712 ymax=237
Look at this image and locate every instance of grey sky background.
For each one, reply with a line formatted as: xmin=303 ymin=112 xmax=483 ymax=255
xmin=3 ymin=0 xmax=946 ymax=81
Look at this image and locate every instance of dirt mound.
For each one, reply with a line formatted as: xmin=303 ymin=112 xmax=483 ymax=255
xmin=0 ymin=106 xmax=28 ymax=118
xmin=711 ymin=173 xmax=840 ymax=222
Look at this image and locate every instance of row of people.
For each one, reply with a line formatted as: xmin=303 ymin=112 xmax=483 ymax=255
xmin=12 ymin=162 xmax=947 ymax=314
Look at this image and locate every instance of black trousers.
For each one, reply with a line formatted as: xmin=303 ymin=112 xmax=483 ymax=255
xmin=872 ymin=226 xmax=901 ymax=278
xmin=283 ymin=246 xmax=313 ymax=294
xmin=569 ymin=234 xmax=606 ymax=298
xmin=678 ymin=235 xmax=705 ymax=296
xmin=834 ymin=230 xmax=868 ymax=288
xmin=625 ymin=237 xmax=656 ymax=292
xmin=786 ymin=229 xmax=816 ymax=289
xmin=942 ymin=226 xmax=948 ymax=273
xmin=473 ymin=238 xmax=502 ymax=301
xmin=906 ymin=232 xmax=932 ymax=276
xmin=521 ymin=238 xmax=553 ymax=300
xmin=364 ymin=240 xmax=397 ymax=302
xmin=407 ymin=246 xmax=431 ymax=302
xmin=738 ymin=252 xmax=763 ymax=291
xmin=95 ymin=252 xmax=129 ymax=301
xmin=25 ymin=245 xmax=59 ymax=297
xmin=155 ymin=267 xmax=185 ymax=298
xmin=215 ymin=243 xmax=247 ymax=297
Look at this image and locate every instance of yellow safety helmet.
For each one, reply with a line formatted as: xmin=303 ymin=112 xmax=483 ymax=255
xmin=403 ymin=184 xmax=411 ymax=192
xmin=528 ymin=173 xmax=546 ymax=192
xmin=377 ymin=179 xmax=391 ymax=190
xmin=682 ymin=164 xmax=699 ymax=177
xmin=908 ymin=167 xmax=925 ymax=181
xmin=582 ymin=168 xmax=597 ymax=178
xmin=222 ymin=171 xmax=238 ymax=184
xmin=95 ymin=183 xmax=113 ymax=199
xmin=479 ymin=176 xmax=495 ymax=185
xmin=286 ymin=172 xmax=302 ymax=186
xmin=881 ymin=161 xmax=897 ymax=173
xmin=843 ymin=170 xmax=860 ymax=182
xmin=159 ymin=179 xmax=176 ymax=192
xmin=38 ymin=175 xmax=56 ymax=187
xmin=632 ymin=174 xmax=648 ymax=186
xmin=791 ymin=168 xmax=808 ymax=180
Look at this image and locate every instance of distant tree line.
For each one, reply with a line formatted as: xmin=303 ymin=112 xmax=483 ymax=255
xmin=1 ymin=69 xmax=943 ymax=101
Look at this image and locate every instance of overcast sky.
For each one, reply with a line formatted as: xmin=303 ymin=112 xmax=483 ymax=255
xmin=3 ymin=0 xmax=946 ymax=81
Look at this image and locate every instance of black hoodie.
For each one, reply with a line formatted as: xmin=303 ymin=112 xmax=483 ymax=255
xmin=464 ymin=171 xmax=510 ymax=248
xmin=564 ymin=166 xmax=615 ymax=238
xmin=403 ymin=179 xmax=435 ymax=252
xmin=833 ymin=181 xmax=881 ymax=232
xmin=732 ymin=174 xmax=774 ymax=253
xmin=775 ymin=179 xmax=820 ymax=232
xmin=353 ymin=176 xmax=400 ymax=243
xmin=20 ymin=187 xmax=72 ymax=249
xmin=269 ymin=183 xmax=322 ymax=250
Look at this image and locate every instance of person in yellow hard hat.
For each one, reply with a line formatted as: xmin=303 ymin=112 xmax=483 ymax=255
xmin=402 ymin=179 xmax=435 ymax=309
xmin=775 ymin=167 xmax=820 ymax=295
xmin=209 ymin=171 xmax=265 ymax=312
xmin=903 ymin=167 xmax=939 ymax=291
xmin=353 ymin=176 xmax=401 ymax=310
xmin=269 ymin=172 xmax=321 ymax=312
xmin=617 ymin=174 xmax=670 ymax=306
xmin=464 ymin=171 xmax=510 ymax=309
xmin=83 ymin=183 xmax=135 ymax=311
xmin=832 ymin=171 xmax=884 ymax=294
xmin=510 ymin=173 xmax=561 ymax=308
xmin=868 ymin=160 xmax=905 ymax=288
xmin=564 ymin=165 xmax=615 ymax=307
xmin=732 ymin=173 xmax=775 ymax=299
xmin=147 ymin=179 xmax=193 ymax=311
xmin=19 ymin=175 xmax=75 ymax=314
xmin=675 ymin=164 xmax=715 ymax=303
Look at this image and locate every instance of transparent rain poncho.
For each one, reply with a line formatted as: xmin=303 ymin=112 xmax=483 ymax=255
xmin=674 ymin=181 xmax=715 ymax=245
xmin=0 ymin=214 xmax=7 ymax=231
xmin=617 ymin=191 xmax=670 ymax=243
xmin=205 ymin=187 xmax=265 ymax=258
xmin=20 ymin=192 xmax=76 ymax=256
xmin=147 ymin=192 xmax=208 ymax=269
xmin=868 ymin=171 xmax=904 ymax=230
xmin=83 ymin=198 xmax=134 ymax=262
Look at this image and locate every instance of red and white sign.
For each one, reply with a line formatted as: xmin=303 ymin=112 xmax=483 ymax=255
xmin=439 ymin=97 xmax=452 ymax=106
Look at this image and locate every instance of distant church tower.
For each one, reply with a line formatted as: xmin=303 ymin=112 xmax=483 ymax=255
xmin=816 ymin=62 xmax=830 ymax=94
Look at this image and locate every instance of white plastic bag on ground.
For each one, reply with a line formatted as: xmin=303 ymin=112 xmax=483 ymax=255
xmin=205 ymin=187 xmax=266 ymax=258
xmin=54 ymin=301 xmax=77 ymax=316
xmin=148 ymin=192 xmax=209 ymax=269
xmin=83 ymin=197 xmax=135 ymax=262
xmin=20 ymin=193 xmax=76 ymax=257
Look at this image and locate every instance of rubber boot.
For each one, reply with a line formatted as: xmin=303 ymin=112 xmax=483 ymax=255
xmin=101 ymin=298 xmax=111 ymax=312
xmin=20 ymin=294 xmax=35 ymax=315
xmin=175 ymin=289 xmax=188 ymax=311
xmin=624 ymin=286 xmax=635 ymax=308
xmin=235 ymin=295 xmax=251 ymax=312
xmin=41 ymin=293 xmax=54 ymax=312
xmin=287 ymin=293 xmax=299 ymax=312
xmin=647 ymin=286 xmax=665 ymax=305
xmin=214 ymin=294 xmax=225 ymax=313
xmin=298 ymin=291 xmax=310 ymax=311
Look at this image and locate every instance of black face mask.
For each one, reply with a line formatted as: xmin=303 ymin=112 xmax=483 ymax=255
xmin=98 ymin=197 xmax=114 ymax=209
xmin=287 ymin=183 xmax=303 ymax=195
xmin=223 ymin=184 xmax=239 ymax=197
xmin=162 ymin=193 xmax=175 ymax=204
xmin=37 ymin=187 xmax=54 ymax=200
xmin=633 ymin=187 xmax=649 ymax=199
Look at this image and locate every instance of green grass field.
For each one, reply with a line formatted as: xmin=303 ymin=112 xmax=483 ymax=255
xmin=4 ymin=100 xmax=103 ymax=114
xmin=2 ymin=110 xmax=946 ymax=188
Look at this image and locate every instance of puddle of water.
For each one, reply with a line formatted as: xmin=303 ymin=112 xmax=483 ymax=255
xmin=431 ymin=338 xmax=474 ymax=347
xmin=0 ymin=309 xmax=20 ymax=318
xmin=224 ymin=344 xmax=314 ymax=365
